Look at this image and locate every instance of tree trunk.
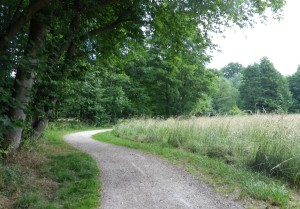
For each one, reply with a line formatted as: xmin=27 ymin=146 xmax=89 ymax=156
xmin=3 ymin=70 xmax=36 ymax=150
xmin=29 ymin=0 xmax=81 ymax=140
xmin=2 ymin=14 xmax=47 ymax=151
xmin=19 ymin=0 xmax=127 ymax=141
xmin=31 ymin=113 xmax=50 ymax=140
xmin=0 ymin=0 xmax=51 ymax=50
xmin=31 ymin=99 xmax=57 ymax=140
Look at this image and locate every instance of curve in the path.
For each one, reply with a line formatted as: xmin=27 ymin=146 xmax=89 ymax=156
xmin=64 ymin=130 xmax=245 ymax=209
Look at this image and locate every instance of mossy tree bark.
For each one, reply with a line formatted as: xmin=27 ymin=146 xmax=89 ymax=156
xmin=3 ymin=13 xmax=47 ymax=151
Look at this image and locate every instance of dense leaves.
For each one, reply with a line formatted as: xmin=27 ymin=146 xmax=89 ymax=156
xmin=0 ymin=0 xmax=287 ymax=151
xmin=220 ymin=62 xmax=244 ymax=79
xmin=212 ymin=77 xmax=240 ymax=115
xmin=288 ymin=66 xmax=300 ymax=112
xmin=239 ymin=58 xmax=291 ymax=113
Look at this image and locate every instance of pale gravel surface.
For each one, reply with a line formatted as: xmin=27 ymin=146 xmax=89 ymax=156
xmin=64 ymin=130 xmax=245 ymax=209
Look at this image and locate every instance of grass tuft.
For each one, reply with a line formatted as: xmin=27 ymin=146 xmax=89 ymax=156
xmin=244 ymin=180 xmax=290 ymax=206
xmin=14 ymin=192 xmax=40 ymax=208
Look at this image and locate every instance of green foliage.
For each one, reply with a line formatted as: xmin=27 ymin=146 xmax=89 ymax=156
xmin=56 ymin=65 xmax=135 ymax=125
xmin=55 ymin=33 xmax=216 ymax=121
xmin=58 ymin=72 xmax=107 ymax=125
xmin=288 ymin=66 xmax=300 ymax=112
xmin=220 ymin=62 xmax=244 ymax=79
xmin=239 ymin=57 xmax=291 ymax=113
xmin=212 ymin=77 xmax=240 ymax=115
xmin=208 ymin=64 xmax=245 ymax=115
xmin=190 ymin=94 xmax=214 ymax=116
xmin=123 ymin=35 xmax=216 ymax=117
xmin=0 ymin=128 xmax=100 ymax=208
xmin=0 ymin=67 xmax=14 ymax=141
xmin=0 ymin=0 xmax=287 ymax=149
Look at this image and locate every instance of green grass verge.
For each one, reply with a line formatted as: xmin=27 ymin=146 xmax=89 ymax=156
xmin=93 ymin=131 xmax=300 ymax=209
xmin=0 ymin=127 xmax=101 ymax=209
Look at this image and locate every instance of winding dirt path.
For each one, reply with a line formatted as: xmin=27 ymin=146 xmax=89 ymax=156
xmin=64 ymin=130 xmax=245 ymax=209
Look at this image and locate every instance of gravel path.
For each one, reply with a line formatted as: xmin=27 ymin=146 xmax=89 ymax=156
xmin=64 ymin=130 xmax=245 ymax=209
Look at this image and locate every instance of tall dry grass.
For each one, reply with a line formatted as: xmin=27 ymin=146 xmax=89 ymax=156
xmin=114 ymin=114 xmax=300 ymax=186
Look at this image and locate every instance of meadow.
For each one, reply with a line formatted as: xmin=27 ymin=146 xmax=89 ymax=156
xmin=100 ymin=114 xmax=300 ymax=207
xmin=114 ymin=114 xmax=300 ymax=186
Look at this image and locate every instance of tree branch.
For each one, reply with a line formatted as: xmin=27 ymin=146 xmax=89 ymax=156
xmin=60 ymin=4 xmax=136 ymax=53
xmin=10 ymin=0 xmax=24 ymax=23
xmin=86 ymin=0 xmax=120 ymax=11
xmin=0 ymin=0 xmax=52 ymax=50
xmin=99 ymin=0 xmax=120 ymax=6
xmin=81 ymin=16 xmax=136 ymax=42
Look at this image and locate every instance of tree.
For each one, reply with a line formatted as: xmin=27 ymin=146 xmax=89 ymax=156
xmin=0 ymin=0 xmax=286 ymax=151
xmin=220 ymin=62 xmax=244 ymax=79
xmin=212 ymin=77 xmax=240 ymax=114
xmin=288 ymin=66 xmax=300 ymax=112
xmin=122 ymin=30 xmax=216 ymax=117
xmin=239 ymin=57 xmax=291 ymax=113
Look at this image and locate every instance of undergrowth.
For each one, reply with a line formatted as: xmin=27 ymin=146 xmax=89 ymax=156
xmin=0 ymin=125 xmax=100 ymax=209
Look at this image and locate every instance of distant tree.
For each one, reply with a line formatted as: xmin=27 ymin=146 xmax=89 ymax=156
xmin=57 ymin=72 xmax=107 ymax=125
xmin=288 ymin=66 xmax=300 ymax=112
xmin=239 ymin=57 xmax=291 ymax=113
xmin=228 ymin=72 xmax=243 ymax=89
xmin=239 ymin=64 xmax=261 ymax=112
xmin=221 ymin=62 xmax=244 ymax=79
xmin=278 ymin=75 xmax=292 ymax=112
xmin=212 ymin=77 xmax=240 ymax=114
xmin=124 ymin=37 xmax=216 ymax=117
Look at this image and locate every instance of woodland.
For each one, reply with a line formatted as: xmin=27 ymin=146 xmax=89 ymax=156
xmin=0 ymin=0 xmax=290 ymax=153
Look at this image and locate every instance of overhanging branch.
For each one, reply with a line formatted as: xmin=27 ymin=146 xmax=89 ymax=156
xmin=60 ymin=5 xmax=136 ymax=53
xmin=0 ymin=0 xmax=52 ymax=50
xmin=79 ymin=17 xmax=133 ymax=41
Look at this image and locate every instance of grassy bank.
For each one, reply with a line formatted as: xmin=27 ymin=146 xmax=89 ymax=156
xmin=0 ymin=125 xmax=100 ymax=209
xmin=94 ymin=115 xmax=300 ymax=208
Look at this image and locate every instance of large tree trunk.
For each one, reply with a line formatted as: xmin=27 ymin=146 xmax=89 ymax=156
xmin=31 ymin=99 xmax=57 ymax=140
xmin=4 ymin=70 xmax=36 ymax=150
xmin=26 ymin=0 xmax=129 ymax=140
xmin=2 ymin=14 xmax=47 ymax=151
xmin=29 ymin=0 xmax=81 ymax=139
xmin=31 ymin=111 xmax=51 ymax=140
